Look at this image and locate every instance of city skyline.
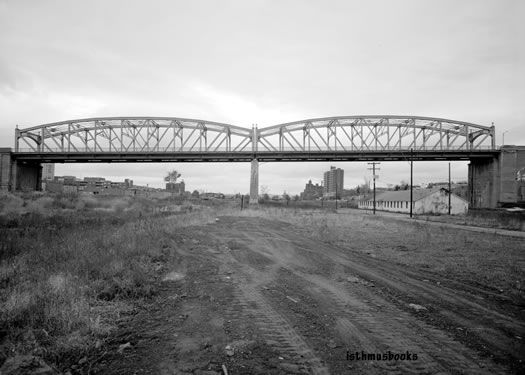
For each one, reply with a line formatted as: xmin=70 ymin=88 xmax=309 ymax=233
xmin=48 ymin=160 xmax=469 ymax=196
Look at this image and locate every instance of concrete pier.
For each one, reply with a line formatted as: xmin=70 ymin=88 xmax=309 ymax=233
xmin=250 ymin=158 xmax=259 ymax=205
xmin=468 ymin=146 xmax=525 ymax=208
xmin=0 ymin=148 xmax=12 ymax=191
xmin=15 ymin=161 xmax=42 ymax=191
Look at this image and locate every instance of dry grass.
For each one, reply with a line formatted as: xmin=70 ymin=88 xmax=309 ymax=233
xmin=418 ymin=208 xmax=525 ymax=231
xmin=0 ymin=192 xmax=220 ymax=368
xmin=228 ymin=206 xmax=524 ymax=298
xmin=2 ymin=196 xmax=521 ymax=368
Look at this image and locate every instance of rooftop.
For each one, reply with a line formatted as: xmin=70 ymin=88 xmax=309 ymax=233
xmin=366 ymin=188 xmax=443 ymax=202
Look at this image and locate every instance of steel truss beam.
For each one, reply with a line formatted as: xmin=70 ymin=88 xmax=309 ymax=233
xmin=15 ymin=115 xmax=495 ymax=157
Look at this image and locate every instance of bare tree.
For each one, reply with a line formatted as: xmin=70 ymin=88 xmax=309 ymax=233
xmin=164 ymin=170 xmax=181 ymax=183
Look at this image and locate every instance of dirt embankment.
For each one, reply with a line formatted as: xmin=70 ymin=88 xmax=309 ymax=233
xmin=94 ymin=214 xmax=524 ymax=374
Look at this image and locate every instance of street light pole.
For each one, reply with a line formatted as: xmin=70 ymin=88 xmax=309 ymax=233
xmin=502 ymin=130 xmax=509 ymax=146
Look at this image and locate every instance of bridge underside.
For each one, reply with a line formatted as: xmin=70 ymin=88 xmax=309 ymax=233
xmin=12 ymin=150 xmax=498 ymax=163
xmin=2 ymin=148 xmax=523 ymax=209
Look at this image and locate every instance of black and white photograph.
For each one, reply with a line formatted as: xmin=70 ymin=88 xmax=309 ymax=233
xmin=0 ymin=0 xmax=523 ymax=374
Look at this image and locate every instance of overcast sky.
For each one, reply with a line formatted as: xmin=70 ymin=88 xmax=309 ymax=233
xmin=0 ymin=0 xmax=523 ymax=194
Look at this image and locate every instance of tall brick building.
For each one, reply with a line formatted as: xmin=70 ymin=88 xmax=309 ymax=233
xmin=300 ymin=180 xmax=324 ymax=200
xmin=323 ymin=166 xmax=344 ymax=199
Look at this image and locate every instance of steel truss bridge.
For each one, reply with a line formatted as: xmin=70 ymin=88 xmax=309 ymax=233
xmin=14 ymin=115 xmax=497 ymax=163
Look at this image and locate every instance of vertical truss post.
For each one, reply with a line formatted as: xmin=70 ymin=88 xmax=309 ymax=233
xmin=40 ymin=127 xmax=45 ymax=152
xmin=490 ymin=124 xmax=495 ymax=149
xmin=15 ymin=127 xmax=20 ymax=152
xmin=412 ymin=120 xmax=416 ymax=149
xmin=156 ymin=126 xmax=160 ymax=152
xmin=172 ymin=121 xmax=177 ymax=151
xmin=146 ymin=121 xmax=150 ymax=151
xmin=68 ymin=124 xmax=71 ymax=152
xmin=334 ymin=126 xmax=337 ymax=151
xmin=384 ymin=119 xmax=389 ymax=150
xmin=465 ymin=125 xmax=470 ymax=150
xmin=374 ymin=124 xmax=378 ymax=150
xmin=94 ymin=122 xmax=98 ymax=151
xmin=439 ymin=122 xmax=443 ymax=150
xmin=252 ymin=125 xmax=258 ymax=153
xmin=350 ymin=125 xmax=354 ymax=151
xmin=133 ymin=126 xmax=136 ymax=152
xmin=303 ymin=127 xmax=307 ymax=151
xmin=307 ymin=126 xmax=311 ymax=151
xmin=360 ymin=125 xmax=364 ymax=150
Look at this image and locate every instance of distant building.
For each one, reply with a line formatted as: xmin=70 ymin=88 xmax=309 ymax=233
xmin=358 ymin=188 xmax=468 ymax=215
xmin=42 ymin=163 xmax=55 ymax=181
xmin=300 ymin=180 xmax=324 ymax=200
xmin=323 ymin=166 xmax=344 ymax=199
xmin=44 ymin=175 xmax=136 ymax=194
xmin=166 ymin=181 xmax=185 ymax=194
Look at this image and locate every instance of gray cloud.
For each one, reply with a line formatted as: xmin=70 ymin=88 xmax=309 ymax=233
xmin=1 ymin=0 xmax=523 ymax=193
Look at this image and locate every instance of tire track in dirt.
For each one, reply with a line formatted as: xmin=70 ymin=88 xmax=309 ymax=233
xmin=299 ymin=242 xmax=525 ymax=366
xmin=300 ymin=272 xmax=503 ymax=374
xmin=261 ymin=225 xmax=524 ymax=369
xmin=207 ymin=216 xmax=518 ymax=373
xmin=206 ymin=231 xmax=330 ymax=374
xmin=225 ymin=281 xmax=330 ymax=374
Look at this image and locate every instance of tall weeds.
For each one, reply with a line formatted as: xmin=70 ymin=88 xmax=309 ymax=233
xmin=0 ymin=193 xmax=216 ymax=367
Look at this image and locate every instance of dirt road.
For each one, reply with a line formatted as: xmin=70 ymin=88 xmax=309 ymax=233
xmin=96 ymin=215 xmax=524 ymax=374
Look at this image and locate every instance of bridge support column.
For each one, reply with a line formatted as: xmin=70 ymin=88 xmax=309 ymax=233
xmin=249 ymin=158 xmax=259 ymax=205
xmin=468 ymin=158 xmax=499 ymax=208
xmin=468 ymin=146 xmax=525 ymax=208
xmin=14 ymin=161 xmax=42 ymax=191
xmin=0 ymin=148 xmax=13 ymax=191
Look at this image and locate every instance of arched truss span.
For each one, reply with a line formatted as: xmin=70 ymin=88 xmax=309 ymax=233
xmin=15 ymin=115 xmax=495 ymax=154
xmin=256 ymin=116 xmax=495 ymax=152
xmin=16 ymin=117 xmax=252 ymax=153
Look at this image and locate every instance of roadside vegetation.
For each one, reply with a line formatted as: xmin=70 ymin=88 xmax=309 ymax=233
xmin=0 ymin=192 xmax=222 ymax=370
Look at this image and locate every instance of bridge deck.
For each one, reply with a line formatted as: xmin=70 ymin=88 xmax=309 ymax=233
xmin=11 ymin=149 xmax=499 ymax=163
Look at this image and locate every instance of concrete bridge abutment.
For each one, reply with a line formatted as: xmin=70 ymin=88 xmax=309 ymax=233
xmin=468 ymin=146 xmax=525 ymax=208
xmin=0 ymin=148 xmax=42 ymax=192
xmin=0 ymin=148 xmax=12 ymax=191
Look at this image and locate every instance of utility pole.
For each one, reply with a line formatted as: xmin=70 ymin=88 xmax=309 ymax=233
xmin=367 ymin=162 xmax=381 ymax=214
xmin=448 ymin=162 xmax=451 ymax=215
xmin=335 ymin=182 xmax=338 ymax=210
xmin=410 ymin=148 xmax=413 ymax=218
